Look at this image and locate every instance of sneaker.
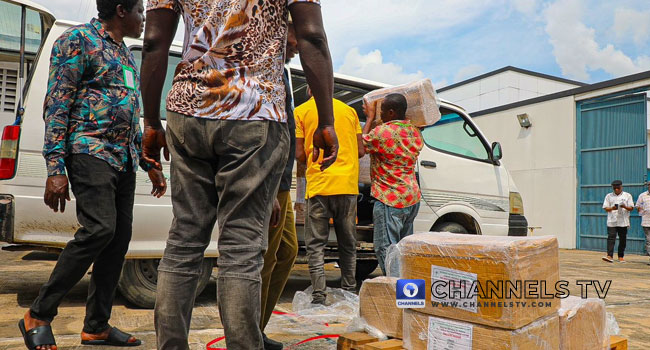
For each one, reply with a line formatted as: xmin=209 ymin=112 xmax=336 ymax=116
xmin=602 ymin=256 xmax=613 ymax=263
xmin=311 ymin=298 xmax=326 ymax=306
xmin=263 ymin=333 xmax=283 ymax=350
xmin=618 ymin=258 xmax=626 ymax=263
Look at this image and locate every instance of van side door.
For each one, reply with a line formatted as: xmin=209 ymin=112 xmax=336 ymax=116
xmin=417 ymin=108 xmax=510 ymax=235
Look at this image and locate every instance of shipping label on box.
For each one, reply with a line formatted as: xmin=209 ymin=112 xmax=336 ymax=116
xmin=427 ymin=316 xmax=473 ymax=350
xmin=431 ymin=266 xmax=478 ymax=313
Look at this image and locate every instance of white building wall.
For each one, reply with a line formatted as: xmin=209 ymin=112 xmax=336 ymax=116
xmin=471 ymin=97 xmax=578 ymax=248
xmin=439 ymin=71 xmax=580 ymax=113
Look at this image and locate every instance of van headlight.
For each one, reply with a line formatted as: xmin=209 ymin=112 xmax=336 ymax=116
xmin=509 ymin=192 xmax=524 ymax=215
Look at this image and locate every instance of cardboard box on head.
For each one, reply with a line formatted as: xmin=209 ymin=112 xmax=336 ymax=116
xmin=363 ymin=79 xmax=441 ymax=128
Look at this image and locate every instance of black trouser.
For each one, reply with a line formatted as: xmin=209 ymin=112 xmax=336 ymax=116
xmin=30 ymin=154 xmax=136 ymax=333
xmin=606 ymin=226 xmax=628 ymax=258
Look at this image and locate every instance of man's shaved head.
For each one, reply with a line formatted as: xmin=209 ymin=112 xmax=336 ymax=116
xmin=380 ymin=93 xmax=408 ymax=122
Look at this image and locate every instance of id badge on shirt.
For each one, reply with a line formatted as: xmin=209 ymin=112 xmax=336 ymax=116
xmin=123 ymin=65 xmax=136 ymax=90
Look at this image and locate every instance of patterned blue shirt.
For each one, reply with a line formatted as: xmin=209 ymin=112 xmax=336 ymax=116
xmin=43 ymin=18 xmax=149 ymax=176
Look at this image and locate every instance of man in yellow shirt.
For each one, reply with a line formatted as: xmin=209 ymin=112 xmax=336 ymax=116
xmin=296 ymin=91 xmax=365 ymax=304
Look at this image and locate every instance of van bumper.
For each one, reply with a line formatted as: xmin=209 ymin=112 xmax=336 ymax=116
xmin=0 ymin=194 xmax=15 ymax=243
xmin=508 ymin=214 xmax=528 ymax=236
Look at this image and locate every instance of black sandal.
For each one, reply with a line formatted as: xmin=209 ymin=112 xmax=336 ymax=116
xmin=18 ymin=319 xmax=57 ymax=350
xmin=81 ymin=327 xmax=142 ymax=347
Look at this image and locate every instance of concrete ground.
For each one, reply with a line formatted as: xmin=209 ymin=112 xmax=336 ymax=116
xmin=0 ymin=248 xmax=648 ymax=350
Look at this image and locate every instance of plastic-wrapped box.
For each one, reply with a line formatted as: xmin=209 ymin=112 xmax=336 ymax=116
xmin=359 ymin=277 xmax=403 ymax=339
xmin=363 ymin=79 xmax=441 ymax=127
xmin=399 ymin=232 xmax=560 ymax=329
xmin=403 ymin=309 xmax=560 ymax=350
xmin=558 ymin=296 xmax=608 ymax=350
xmin=359 ymin=154 xmax=372 ymax=185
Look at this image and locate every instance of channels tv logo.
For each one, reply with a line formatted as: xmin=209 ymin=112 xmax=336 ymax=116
xmin=396 ymin=279 xmax=425 ymax=308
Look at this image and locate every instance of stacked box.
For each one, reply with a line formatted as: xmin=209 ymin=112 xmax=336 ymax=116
xmin=403 ymin=309 xmax=559 ymax=350
xmin=359 ymin=277 xmax=402 ymax=338
xmin=363 ymin=79 xmax=441 ymax=127
xmin=337 ymin=332 xmax=379 ymax=350
xmin=360 ymin=339 xmax=404 ymax=350
xmin=558 ymin=296 xmax=608 ymax=350
xmin=399 ymin=232 xmax=560 ymax=329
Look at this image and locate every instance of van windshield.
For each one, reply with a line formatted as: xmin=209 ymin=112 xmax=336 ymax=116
xmin=131 ymin=49 xmax=182 ymax=120
xmin=421 ymin=111 xmax=490 ymax=161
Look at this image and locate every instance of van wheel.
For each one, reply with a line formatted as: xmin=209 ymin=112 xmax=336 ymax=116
xmin=117 ymin=258 xmax=214 ymax=309
xmin=431 ymin=222 xmax=470 ymax=234
xmin=355 ymin=260 xmax=379 ymax=281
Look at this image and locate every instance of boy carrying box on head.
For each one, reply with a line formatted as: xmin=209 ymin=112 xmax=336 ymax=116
xmin=362 ymin=93 xmax=424 ymax=275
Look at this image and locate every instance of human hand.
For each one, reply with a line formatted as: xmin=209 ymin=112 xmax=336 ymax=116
xmin=143 ymin=124 xmax=169 ymax=170
xmin=147 ymin=168 xmax=167 ymax=198
xmin=270 ymin=198 xmax=281 ymax=227
xmin=44 ymin=175 xmax=70 ymax=213
xmin=312 ymin=125 xmax=338 ymax=171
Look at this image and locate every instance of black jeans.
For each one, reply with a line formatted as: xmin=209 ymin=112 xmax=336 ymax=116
xmin=305 ymin=195 xmax=357 ymax=303
xmin=154 ymin=113 xmax=288 ymax=350
xmin=30 ymin=154 xmax=136 ymax=333
xmin=607 ymin=226 xmax=628 ymax=258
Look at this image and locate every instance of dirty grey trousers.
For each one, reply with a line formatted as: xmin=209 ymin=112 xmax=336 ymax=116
xmin=305 ymin=195 xmax=357 ymax=303
xmin=154 ymin=112 xmax=288 ymax=350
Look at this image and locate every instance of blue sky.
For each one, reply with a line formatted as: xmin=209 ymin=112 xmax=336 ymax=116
xmin=35 ymin=0 xmax=650 ymax=87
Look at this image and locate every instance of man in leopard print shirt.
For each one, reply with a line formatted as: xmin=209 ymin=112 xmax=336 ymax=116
xmin=140 ymin=0 xmax=338 ymax=349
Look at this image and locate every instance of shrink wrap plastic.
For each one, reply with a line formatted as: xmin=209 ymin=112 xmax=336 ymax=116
xmin=558 ymin=296 xmax=608 ymax=350
xmin=359 ymin=277 xmax=403 ymax=338
xmin=398 ymin=232 xmax=560 ymax=329
xmin=403 ymin=309 xmax=560 ymax=350
xmin=264 ymin=287 xmax=359 ymax=335
xmin=363 ymin=79 xmax=441 ymax=127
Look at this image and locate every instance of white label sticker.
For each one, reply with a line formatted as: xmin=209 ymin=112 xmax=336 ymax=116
xmin=427 ymin=316 xmax=473 ymax=350
xmin=431 ymin=266 xmax=478 ymax=313
xmin=295 ymin=177 xmax=306 ymax=204
xmin=123 ymin=65 xmax=136 ymax=90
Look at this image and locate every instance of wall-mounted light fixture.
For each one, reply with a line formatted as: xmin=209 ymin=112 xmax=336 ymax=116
xmin=517 ymin=113 xmax=532 ymax=128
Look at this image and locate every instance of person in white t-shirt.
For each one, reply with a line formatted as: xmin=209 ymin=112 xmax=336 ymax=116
xmin=635 ymin=182 xmax=650 ymax=263
xmin=602 ymin=180 xmax=634 ymax=263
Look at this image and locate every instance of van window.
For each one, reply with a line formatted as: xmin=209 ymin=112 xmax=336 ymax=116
xmin=421 ymin=112 xmax=490 ymax=161
xmin=0 ymin=2 xmax=44 ymax=54
xmin=131 ymin=49 xmax=181 ymax=120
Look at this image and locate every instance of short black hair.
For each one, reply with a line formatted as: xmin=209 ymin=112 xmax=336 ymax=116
xmin=611 ymin=180 xmax=622 ymax=186
xmin=383 ymin=93 xmax=408 ymax=118
xmin=96 ymin=0 xmax=139 ymax=20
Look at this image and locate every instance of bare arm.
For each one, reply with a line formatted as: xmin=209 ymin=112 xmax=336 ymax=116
xmin=142 ymin=9 xmax=178 ymax=127
xmin=362 ymin=118 xmax=375 ymax=135
xmin=362 ymin=101 xmax=379 ymax=135
xmin=357 ymin=134 xmax=365 ymax=158
xmin=140 ymin=9 xmax=179 ymax=168
xmin=290 ymin=3 xmax=338 ymax=170
xmin=296 ymin=138 xmax=306 ymax=164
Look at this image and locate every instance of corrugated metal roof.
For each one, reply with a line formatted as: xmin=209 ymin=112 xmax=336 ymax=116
xmin=437 ymin=66 xmax=587 ymax=93
xmin=470 ymin=70 xmax=650 ymax=117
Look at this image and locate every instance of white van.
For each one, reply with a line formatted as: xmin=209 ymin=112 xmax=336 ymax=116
xmin=0 ymin=0 xmax=527 ymax=308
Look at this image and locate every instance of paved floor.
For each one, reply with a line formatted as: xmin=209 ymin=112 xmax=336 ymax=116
xmin=0 ymin=248 xmax=648 ymax=350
